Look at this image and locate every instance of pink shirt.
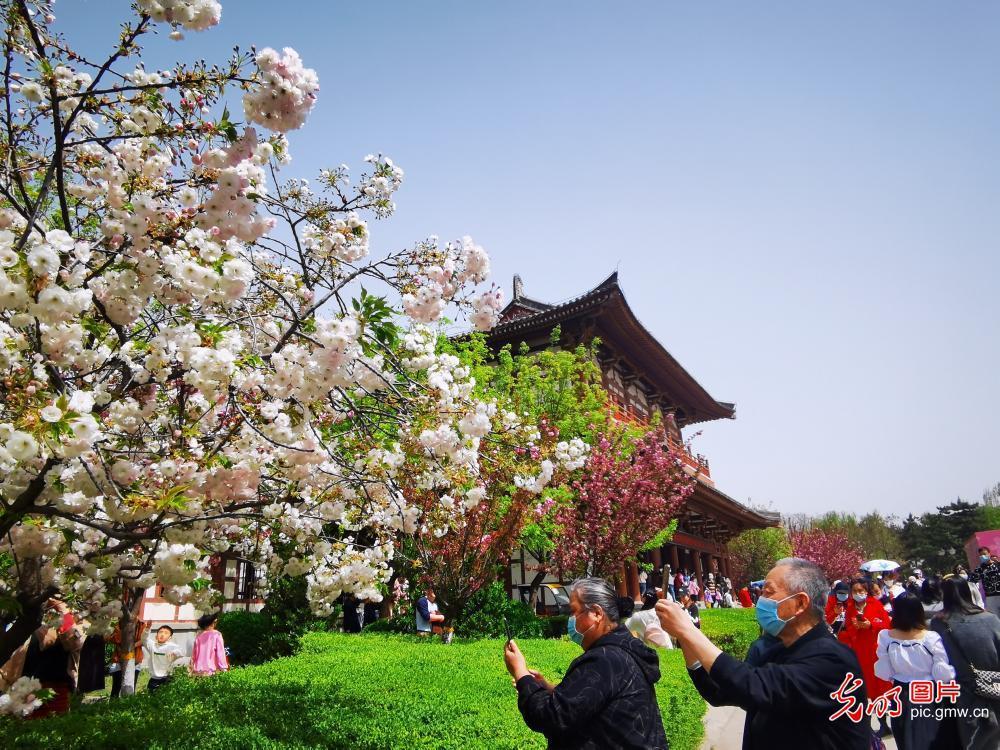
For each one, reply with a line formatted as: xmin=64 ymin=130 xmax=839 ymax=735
xmin=190 ymin=629 xmax=228 ymax=676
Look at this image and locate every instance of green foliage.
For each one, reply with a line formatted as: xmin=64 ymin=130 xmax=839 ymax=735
xmin=540 ymin=614 xmax=569 ymax=639
xmin=216 ymin=611 xmax=274 ymax=666
xmin=363 ymin=583 xmax=549 ymax=639
xmin=728 ymin=527 xmax=792 ymax=585
xmin=640 ymin=519 xmax=678 ymax=553
xmin=455 ymin=582 xmax=543 ymax=638
xmin=809 ymin=511 xmax=904 ymax=561
xmin=217 ymin=577 xmax=338 ymax=665
xmin=900 ymin=499 xmax=983 ymax=573
xmin=2 ymin=633 xmax=708 ymax=750
xmin=700 ymin=608 xmax=761 ymax=661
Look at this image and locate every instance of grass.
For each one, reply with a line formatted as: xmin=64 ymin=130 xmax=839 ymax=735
xmin=3 ymin=633 xmax=708 ymax=750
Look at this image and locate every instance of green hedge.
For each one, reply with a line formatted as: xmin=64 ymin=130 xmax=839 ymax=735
xmin=699 ymin=607 xmax=760 ymax=660
xmin=1 ymin=633 xmax=706 ymax=750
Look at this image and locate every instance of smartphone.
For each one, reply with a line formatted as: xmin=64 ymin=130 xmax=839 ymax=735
xmin=502 ymin=615 xmax=513 ymax=645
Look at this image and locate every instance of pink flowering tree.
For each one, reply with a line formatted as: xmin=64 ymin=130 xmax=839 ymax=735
xmin=789 ymin=528 xmax=865 ymax=583
xmin=0 ymin=1 xmax=548 ymax=709
xmin=551 ymin=430 xmax=695 ymax=581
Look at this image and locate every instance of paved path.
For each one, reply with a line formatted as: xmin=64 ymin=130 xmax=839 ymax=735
xmin=699 ymin=705 xmax=898 ymax=749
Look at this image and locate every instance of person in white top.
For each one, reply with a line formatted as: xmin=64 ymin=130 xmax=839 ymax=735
xmin=874 ymin=594 xmax=956 ymax=750
xmin=626 ymin=590 xmax=673 ymax=649
xmin=144 ymin=624 xmax=185 ymax=692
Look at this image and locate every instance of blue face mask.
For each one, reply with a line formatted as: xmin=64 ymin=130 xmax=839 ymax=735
xmin=981 ymin=555 xmax=990 ymax=563
xmin=567 ymin=615 xmax=594 ymax=647
xmin=755 ymin=593 xmax=799 ymax=637
xmin=835 ymin=592 xmax=848 ymax=602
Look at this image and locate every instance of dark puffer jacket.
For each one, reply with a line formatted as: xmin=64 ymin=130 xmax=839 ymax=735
xmin=516 ymin=625 xmax=669 ymax=749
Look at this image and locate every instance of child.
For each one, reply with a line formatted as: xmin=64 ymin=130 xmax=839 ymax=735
xmin=190 ymin=613 xmax=228 ymax=676
xmin=144 ymin=624 xmax=184 ymax=691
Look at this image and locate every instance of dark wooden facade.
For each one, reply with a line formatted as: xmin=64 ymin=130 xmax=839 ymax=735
xmin=492 ymin=273 xmax=778 ymax=598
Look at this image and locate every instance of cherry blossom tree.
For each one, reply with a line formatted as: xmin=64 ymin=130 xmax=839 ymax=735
xmin=551 ymin=429 xmax=695 ymax=581
xmin=394 ymin=334 xmax=593 ymax=626
xmin=789 ymin=528 xmax=865 ymax=583
xmin=0 ymin=0 xmax=543 ymax=709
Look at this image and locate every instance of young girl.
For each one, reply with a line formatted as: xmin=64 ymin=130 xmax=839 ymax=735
xmin=874 ymin=593 xmax=955 ymax=749
xmin=190 ymin=613 xmax=228 ymax=676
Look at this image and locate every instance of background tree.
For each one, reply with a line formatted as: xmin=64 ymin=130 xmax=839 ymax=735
xmin=979 ymin=483 xmax=1000 ymax=532
xmin=393 ymin=332 xmax=592 ymax=626
xmin=790 ymin=528 xmax=865 ymax=583
xmin=900 ymin=498 xmax=983 ymax=573
xmin=810 ymin=511 xmax=905 ymax=561
xmin=550 ymin=430 xmax=694 ymax=580
xmin=727 ymin=527 xmax=792 ymax=585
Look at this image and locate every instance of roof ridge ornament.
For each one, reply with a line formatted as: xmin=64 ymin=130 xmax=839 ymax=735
xmin=513 ymin=274 xmax=524 ymax=300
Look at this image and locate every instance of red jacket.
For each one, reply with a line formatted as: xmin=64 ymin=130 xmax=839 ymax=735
xmin=838 ymin=596 xmax=892 ymax=698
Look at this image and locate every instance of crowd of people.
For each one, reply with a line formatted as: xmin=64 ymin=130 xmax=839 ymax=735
xmin=0 ymin=607 xmax=228 ymax=718
xmin=504 ymin=548 xmax=1000 ymax=750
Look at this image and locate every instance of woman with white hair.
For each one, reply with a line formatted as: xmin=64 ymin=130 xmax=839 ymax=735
xmin=504 ymin=577 xmax=668 ymax=749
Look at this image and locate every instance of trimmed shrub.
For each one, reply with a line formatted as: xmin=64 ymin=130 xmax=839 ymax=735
xmin=1 ymin=633 xmax=707 ymax=749
xmin=540 ymin=614 xmax=569 ymax=639
xmin=217 ymin=577 xmax=340 ymax=665
xmin=700 ymin=607 xmax=760 ymax=660
xmin=455 ymin=582 xmax=544 ymax=638
xmin=364 ymin=583 xmax=547 ymax=639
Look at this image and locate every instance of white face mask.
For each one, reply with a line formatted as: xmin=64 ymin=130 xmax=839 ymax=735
xmin=853 ymin=593 xmax=867 ymax=604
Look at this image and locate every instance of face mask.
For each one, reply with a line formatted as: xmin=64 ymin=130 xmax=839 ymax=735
xmin=567 ymin=614 xmax=594 ymax=647
xmin=836 ymin=592 xmax=848 ymax=602
xmin=755 ymin=593 xmax=798 ymax=637
xmin=853 ymin=593 xmax=867 ymax=604
xmin=960 ymin=573 xmax=969 ymax=580
xmin=981 ymin=555 xmax=990 ymax=563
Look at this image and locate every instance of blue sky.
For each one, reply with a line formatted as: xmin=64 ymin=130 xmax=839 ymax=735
xmin=55 ymin=1 xmax=999 ymax=518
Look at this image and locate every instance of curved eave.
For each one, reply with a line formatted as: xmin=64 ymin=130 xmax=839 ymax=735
xmin=691 ymin=480 xmax=778 ymax=530
xmin=485 ymin=272 xmax=735 ymax=426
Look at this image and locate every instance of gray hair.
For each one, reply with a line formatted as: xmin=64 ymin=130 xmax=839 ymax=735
xmin=569 ymin=577 xmax=623 ymax=623
xmin=773 ymin=557 xmax=829 ymax=622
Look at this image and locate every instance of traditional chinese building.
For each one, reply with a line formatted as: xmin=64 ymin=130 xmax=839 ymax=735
xmin=492 ymin=273 xmax=778 ymax=601
xmin=137 ymin=555 xmax=264 ymax=644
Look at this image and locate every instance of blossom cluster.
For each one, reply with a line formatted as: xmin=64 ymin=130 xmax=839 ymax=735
xmin=0 ymin=2 xmax=540 ymax=708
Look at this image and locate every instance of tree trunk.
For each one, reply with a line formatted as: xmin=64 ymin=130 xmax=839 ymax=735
xmin=117 ymin=592 xmax=144 ymax=696
xmin=380 ymin=572 xmax=398 ymax=619
xmin=0 ymin=588 xmax=55 ymax=666
xmin=527 ymin=570 xmax=547 ymax=614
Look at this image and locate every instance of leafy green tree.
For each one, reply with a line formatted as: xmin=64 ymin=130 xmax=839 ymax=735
xmin=979 ymin=483 xmax=1000 ymax=532
xmin=900 ymin=499 xmax=983 ymax=574
xmin=810 ymin=511 xmax=905 ymax=561
xmin=728 ymin=527 xmax=792 ymax=585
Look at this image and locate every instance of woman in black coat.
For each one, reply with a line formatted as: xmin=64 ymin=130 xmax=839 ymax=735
xmin=504 ymin=577 xmax=669 ymax=750
xmin=929 ymin=576 xmax=1000 ymax=750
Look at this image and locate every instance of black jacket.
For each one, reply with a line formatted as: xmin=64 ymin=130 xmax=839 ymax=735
xmin=516 ymin=625 xmax=669 ymax=749
xmin=969 ymin=561 xmax=1000 ymax=597
xmin=690 ymin=622 xmax=870 ymax=750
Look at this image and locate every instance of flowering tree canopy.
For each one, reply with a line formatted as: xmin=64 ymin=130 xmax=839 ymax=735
xmin=0 ymin=0 xmax=544 ymax=708
xmin=789 ymin=528 xmax=865 ymax=584
xmin=551 ymin=430 xmax=694 ymax=581
xmin=395 ymin=334 xmax=592 ymax=625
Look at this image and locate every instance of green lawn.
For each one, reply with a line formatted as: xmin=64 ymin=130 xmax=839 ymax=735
xmin=2 ymin=632 xmax=712 ymax=750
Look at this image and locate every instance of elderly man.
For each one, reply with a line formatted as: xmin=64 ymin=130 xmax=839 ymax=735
xmin=656 ymin=557 xmax=870 ymax=750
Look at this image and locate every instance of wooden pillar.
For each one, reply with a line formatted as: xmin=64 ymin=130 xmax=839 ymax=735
xmin=626 ymin=561 xmax=641 ymax=601
xmin=669 ymin=545 xmax=680 ymax=571
xmin=693 ymin=550 xmax=704 ymax=585
xmin=650 ymin=548 xmax=662 ymax=572
xmin=721 ymin=555 xmax=730 ymax=579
